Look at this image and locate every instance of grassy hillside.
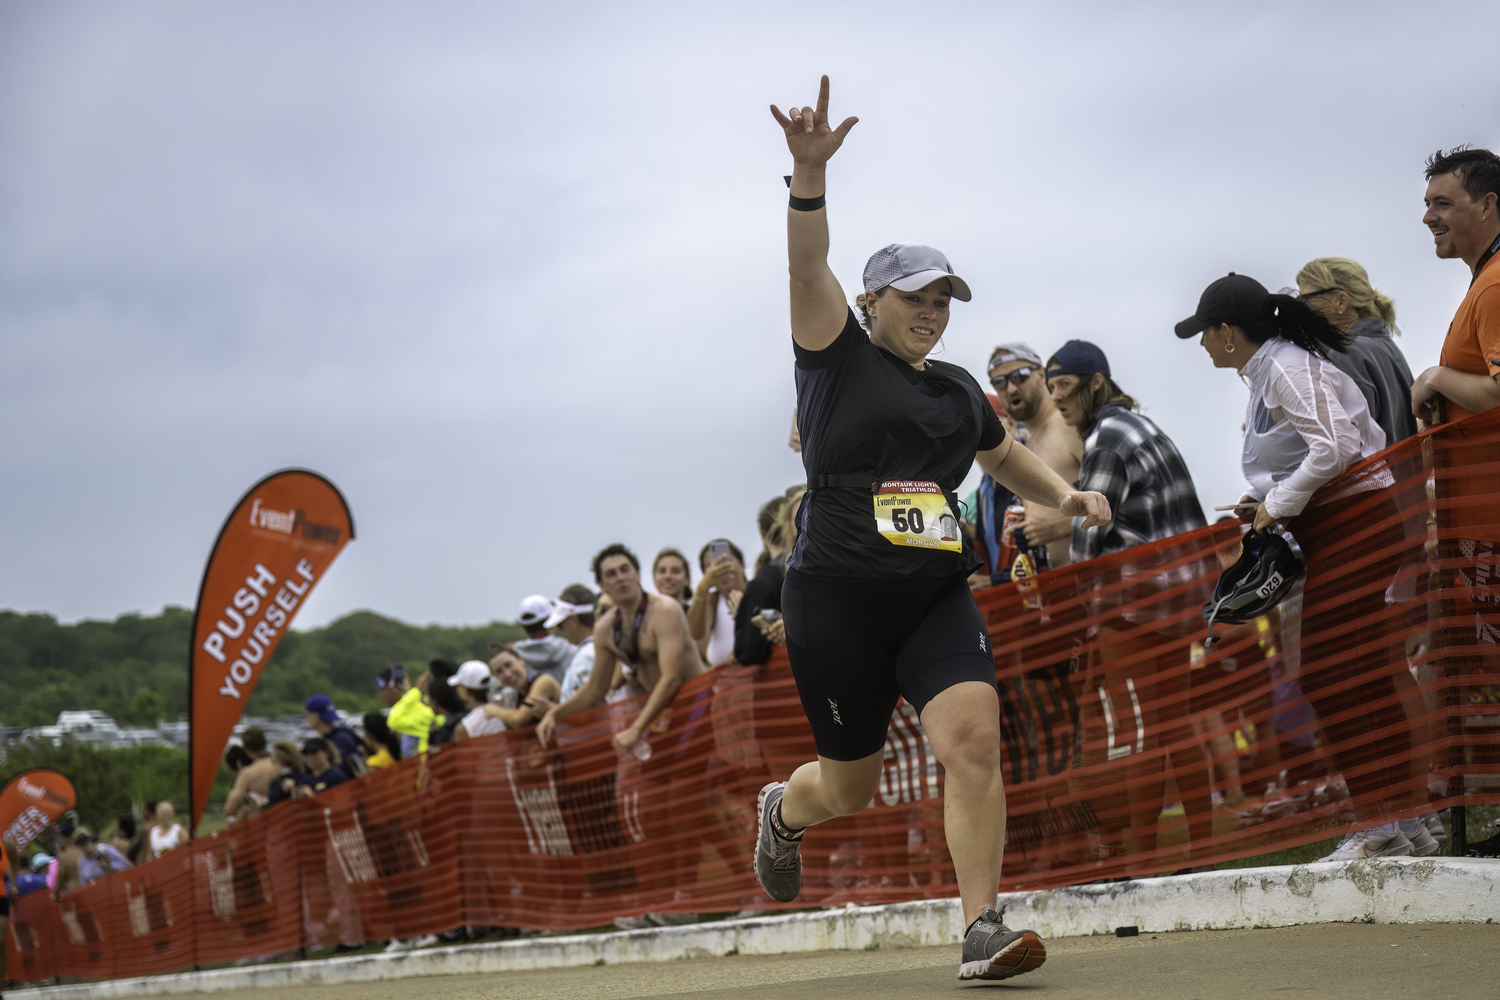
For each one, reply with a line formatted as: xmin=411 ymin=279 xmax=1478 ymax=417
xmin=0 ymin=607 xmax=526 ymax=728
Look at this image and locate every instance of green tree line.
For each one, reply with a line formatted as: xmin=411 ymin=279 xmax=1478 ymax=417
xmin=0 ymin=741 xmax=229 ymax=836
xmin=0 ymin=607 xmax=526 ymax=728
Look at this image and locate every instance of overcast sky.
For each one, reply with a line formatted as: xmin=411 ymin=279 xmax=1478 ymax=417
xmin=3 ymin=1 xmax=1496 ymax=632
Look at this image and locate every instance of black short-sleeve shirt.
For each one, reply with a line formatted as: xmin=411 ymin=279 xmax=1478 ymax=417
xmin=790 ymin=308 xmax=1006 ymax=578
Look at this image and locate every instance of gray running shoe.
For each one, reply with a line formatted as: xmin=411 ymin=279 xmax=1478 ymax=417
xmin=754 ymin=782 xmax=802 ymax=903
xmin=958 ymin=905 xmax=1047 ymax=981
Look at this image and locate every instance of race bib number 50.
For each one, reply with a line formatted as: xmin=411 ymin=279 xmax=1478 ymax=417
xmin=874 ymin=481 xmax=961 ymax=552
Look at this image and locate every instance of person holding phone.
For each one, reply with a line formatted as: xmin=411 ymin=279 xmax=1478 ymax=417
xmin=689 ymin=538 xmax=746 ymax=667
xmin=756 ymin=77 xmax=1111 ymax=984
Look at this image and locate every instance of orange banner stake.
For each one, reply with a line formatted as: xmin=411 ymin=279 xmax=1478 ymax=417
xmin=188 ymin=470 xmax=354 ymax=833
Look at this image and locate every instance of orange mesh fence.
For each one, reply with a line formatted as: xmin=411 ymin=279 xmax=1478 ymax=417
xmin=8 ymin=411 xmax=1499 ymax=983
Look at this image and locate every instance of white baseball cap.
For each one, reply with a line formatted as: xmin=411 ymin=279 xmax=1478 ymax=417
xmin=448 ymin=660 xmax=493 ymax=689
xmin=517 ymin=594 xmax=555 ymax=626
xmin=544 ymin=600 xmax=594 ymax=629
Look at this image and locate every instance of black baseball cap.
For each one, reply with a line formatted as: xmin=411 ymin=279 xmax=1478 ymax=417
xmin=1174 ymin=273 xmax=1274 ymax=339
xmin=1047 ymin=339 xmax=1111 ymax=378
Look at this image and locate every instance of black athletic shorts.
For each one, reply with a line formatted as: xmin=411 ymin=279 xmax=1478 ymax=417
xmin=781 ymin=568 xmax=998 ymax=761
xmin=0 ymin=894 xmax=9 ymax=917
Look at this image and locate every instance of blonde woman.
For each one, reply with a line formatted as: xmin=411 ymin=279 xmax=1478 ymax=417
xmin=1293 ymin=257 xmax=1416 ymax=445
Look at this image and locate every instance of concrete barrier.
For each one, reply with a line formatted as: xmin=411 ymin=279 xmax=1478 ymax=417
xmin=12 ymin=857 xmax=1498 ymax=999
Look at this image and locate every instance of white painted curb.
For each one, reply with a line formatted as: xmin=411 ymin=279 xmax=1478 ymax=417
xmin=12 ymin=857 xmax=1498 ymax=999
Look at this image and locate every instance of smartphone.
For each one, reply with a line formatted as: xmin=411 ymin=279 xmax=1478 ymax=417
xmin=708 ymin=540 xmax=731 ymax=563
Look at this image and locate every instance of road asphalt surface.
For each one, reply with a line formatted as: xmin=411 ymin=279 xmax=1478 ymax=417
xmin=213 ymin=922 xmax=1496 ymax=1000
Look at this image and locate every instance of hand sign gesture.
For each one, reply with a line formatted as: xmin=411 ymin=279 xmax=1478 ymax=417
xmin=770 ymin=75 xmax=858 ymax=168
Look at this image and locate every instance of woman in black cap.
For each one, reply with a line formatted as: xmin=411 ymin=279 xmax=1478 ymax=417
xmin=755 ymin=76 xmax=1110 ymax=983
xmin=1176 ymin=273 xmax=1417 ymax=861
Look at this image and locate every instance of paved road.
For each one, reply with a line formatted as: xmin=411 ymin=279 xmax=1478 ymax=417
xmin=220 ymin=923 xmax=1495 ymax=1000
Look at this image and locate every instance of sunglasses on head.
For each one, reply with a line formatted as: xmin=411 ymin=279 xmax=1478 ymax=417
xmin=989 ymin=366 xmax=1039 ymax=390
xmin=1279 ymin=286 xmax=1339 ymax=300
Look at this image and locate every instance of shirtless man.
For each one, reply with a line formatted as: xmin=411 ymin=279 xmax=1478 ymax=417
xmin=536 ymin=543 xmax=704 ymax=754
xmin=224 ymin=727 xmax=278 ymax=823
xmin=987 ymin=342 xmax=1083 ymax=569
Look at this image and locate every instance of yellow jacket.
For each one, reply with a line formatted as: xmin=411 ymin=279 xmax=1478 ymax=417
xmin=387 ymin=687 xmax=436 ymax=755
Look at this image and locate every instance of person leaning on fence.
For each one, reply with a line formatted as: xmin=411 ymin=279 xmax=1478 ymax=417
xmin=550 ymin=584 xmax=601 ymax=703
xmin=450 ymin=660 xmax=506 ymax=739
xmin=293 ymin=738 xmax=351 ymax=798
xmin=224 ymin=726 xmax=277 ymax=823
xmin=1044 ymin=339 xmax=1213 ymax=865
xmin=266 ymin=741 xmax=309 ymax=807
xmin=513 ymin=595 xmax=578 ymax=687
xmin=305 ymin=695 xmax=370 ymax=776
xmin=1414 ymin=147 xmax=1500 ymax=856
xmin=1292 ymin=257 xmax=1417 ymax=446
xmin=1414 ymin=147 xmax=1500 ymax=427
xmin=1177 ymin=272 xmax=1426 ymax=861
xmin=483 ymin=648 xmax=562 ymax=729
xmin=1045 ymin=340 xmax=1208 ymax=563
xmin=537 ymin=543 xmax=705 ymax=754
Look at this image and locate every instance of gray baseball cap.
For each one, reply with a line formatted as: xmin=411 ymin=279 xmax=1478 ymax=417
xmin=862 ymin=243 xmax=972 ymax=302
xmin=987 ymin=342 xmax=1044 ymax=369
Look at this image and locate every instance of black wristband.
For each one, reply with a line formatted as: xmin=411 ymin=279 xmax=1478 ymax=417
xmin=784 ymin=174 xmax=825 ymax=211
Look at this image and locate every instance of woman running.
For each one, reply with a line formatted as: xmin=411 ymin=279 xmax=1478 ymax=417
xmin=757 ymin=77 xmax=1111 ymax=983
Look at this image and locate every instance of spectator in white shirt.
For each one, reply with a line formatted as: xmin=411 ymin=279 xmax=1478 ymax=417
xmin=548 ymin=584 xmax=600 ymax=703
xmin=689 ymin=539 xmax=746 ymax=667
xmin=451 ymin=660 xmax=507 ymax=739
xmin=512 ymin=595 xmax=577 ymax=686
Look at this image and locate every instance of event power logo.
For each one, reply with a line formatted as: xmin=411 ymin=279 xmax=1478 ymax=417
xmin=17 ymin=776 xmax=71 ymax=807
xmin=248 ymin=498 xmax=344 ymax=543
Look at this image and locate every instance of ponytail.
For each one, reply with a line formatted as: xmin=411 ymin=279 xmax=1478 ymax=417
xmin=1240 ymin=294 xmax=1351 ymax=360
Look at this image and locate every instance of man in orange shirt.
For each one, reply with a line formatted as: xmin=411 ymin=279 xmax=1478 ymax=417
xmin=1414 ymin=147 xmax=1500 ymax=424
xmin=1416 ymin=148 xmax=1500 ymax=855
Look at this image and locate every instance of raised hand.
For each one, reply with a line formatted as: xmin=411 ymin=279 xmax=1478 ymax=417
xmin=770 ymin=75 xmax=858 ymax=168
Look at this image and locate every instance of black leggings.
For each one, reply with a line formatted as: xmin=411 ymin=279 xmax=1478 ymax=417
xmin=782 ymin=568 xmax=998 ymax=761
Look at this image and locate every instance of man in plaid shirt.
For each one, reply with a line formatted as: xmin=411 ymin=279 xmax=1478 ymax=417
xmin=1043 ymin=340 xmax=1206 ymax=562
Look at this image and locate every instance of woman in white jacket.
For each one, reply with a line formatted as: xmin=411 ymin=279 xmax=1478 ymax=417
xmin=1177 ymin=273 xmax=1424 ymax=861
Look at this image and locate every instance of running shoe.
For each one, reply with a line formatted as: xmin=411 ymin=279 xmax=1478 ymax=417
xmin=1398 ymin=818 xmax=1440 ymax=857
xmin=1315 ymin=824 xmax=1414 ymax=862
xmin=1425 ymin=813 xmax=1447 ymax=844
xmin=754 ymin=782 xmax=803 ymax=903
xmin=958 ymin=905 xmax=1047 ymax=981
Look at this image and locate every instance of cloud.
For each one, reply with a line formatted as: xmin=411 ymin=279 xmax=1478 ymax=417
xmin=1 ymin=1 xmax=1494 ymax=628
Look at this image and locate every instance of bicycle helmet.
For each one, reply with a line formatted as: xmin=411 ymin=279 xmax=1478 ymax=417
xmin=1202 ymin=528 xmax=1303 ymax=645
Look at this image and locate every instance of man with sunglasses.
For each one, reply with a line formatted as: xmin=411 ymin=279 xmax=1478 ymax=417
xmin=979 ymin=343 xmax=1083 ymax=576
